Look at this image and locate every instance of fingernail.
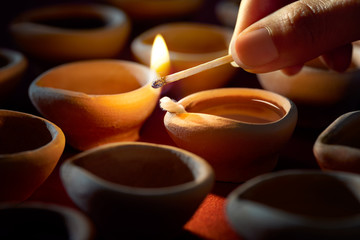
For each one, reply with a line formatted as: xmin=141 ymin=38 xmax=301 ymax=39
xmin=234 ymin=28 xmax=279 ymax=68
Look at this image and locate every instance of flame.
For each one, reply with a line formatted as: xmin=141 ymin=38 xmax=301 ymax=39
xmin=150 ymin=34 xmax=170 ymax=77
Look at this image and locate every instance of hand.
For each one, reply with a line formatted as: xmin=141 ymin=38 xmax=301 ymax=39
xmin=229 ymin=0 xmax=360 ymax=75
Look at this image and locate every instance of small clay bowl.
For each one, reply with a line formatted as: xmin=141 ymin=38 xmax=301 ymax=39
xmin=0 ymin=48 xmax=27 ymax=102
xmin=163 ymin=88 xmax=297 ymax=182
xmin=257 ymin=57 xmax=360 ymax=105
xmin=60 ymin=142 xmax=214 ymax=239
xmin=104 ymin=0 xmax=204 ymax=20
xmin=10 ymin=3 xmax=130 ymax=62
xmin=313 ymin=110 xmax=360 ymax=173
xmin=0 ymin=110 xmax=65 ymax=202
xmin=226 ymin=170 xmax=360 ymax=240
xmin=257 ymin=56 xmax=360 ymax=128
xmin=0 ymin=202 xmax=94 ymax=240
xmin=29 ymin=60 xmax=161 ymax=151
xmin=131 ymin=22 xmax=236 ymax=97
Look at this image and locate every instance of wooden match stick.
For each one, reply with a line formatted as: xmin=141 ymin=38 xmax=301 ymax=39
xmin=152 ymin=54 xmax=234 ymax=88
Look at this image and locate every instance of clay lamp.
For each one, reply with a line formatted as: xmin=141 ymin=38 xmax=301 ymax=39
xmin=161 ymin=88 xmax=298 ymax=182
xmin=10 ymin=3 xmax=130 ymax=62
xmin=0 ymin=48 xmax=27 ymax=102
xmin=0 ymin=202 xmax=94 ymax=239
xmin=314 ymin=110 xmax=360 ymax=173
xmin=29 ymin=59 xmax=161 ymax=150
xmin=257 ymin=54 xmax=360 ymax=127
xmin=131 ymin=22 xmax=237 ymax=97
xmin=60 ymin=142 xmax=214 ymax=239
xmin=226 ymin=170 xmax=360 ymax=240
xmin=0 ymin=110 xmax=65 ymax=202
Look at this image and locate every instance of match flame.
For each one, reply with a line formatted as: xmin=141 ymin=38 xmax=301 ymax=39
xmin=150 ymin=34 xmax=170 ymax=77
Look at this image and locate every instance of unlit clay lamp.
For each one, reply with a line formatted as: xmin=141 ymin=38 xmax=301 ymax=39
xmin=314 ymin=110 xmax=360 ymax=173
xmin=10 ymin=3 xmax=130 ymax=62
xmin=0 ymin=48 xmax=27 ymax=102
xmin=161 ymin=88 xmax=298 ymax=182
xmin=226 ymin=170 xmax=360 ymax=240
xmin=257 ymin=56 xmax=360 ymax=105
xmin=60 ymin=142 xmax=214 ymax=239
xmin=29 ymin=60 xmax=160 ymax=151
xmin=0 ymin=202 xmax=94 ymax=240
xmin=131 ymin=22 xmax=236 ymax=97
xmin=257 ymin=54 xmax=360 ymax=128
xmin=104 ymin=0 xmax=204 ymax=20
xmin=0 ymin=110 xmax=65 ymax=202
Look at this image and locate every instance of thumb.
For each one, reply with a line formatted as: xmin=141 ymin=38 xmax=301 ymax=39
xmin=230 ymin=0 xmax=360 ymax=73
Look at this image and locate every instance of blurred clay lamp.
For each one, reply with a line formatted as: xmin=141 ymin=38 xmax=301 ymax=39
xmin=10 ymin=3 xmax=130 ymax=63
xmin=0 ymin=48 xmax=27 ymax=103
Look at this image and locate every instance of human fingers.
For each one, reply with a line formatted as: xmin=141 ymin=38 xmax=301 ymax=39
xmin=230 ymin=0 xmax=360 ymax=73
xmin=230 ymin=0 xmax=295 ymax=65
xmin=231 ymin=0 xmax=295 ymax=41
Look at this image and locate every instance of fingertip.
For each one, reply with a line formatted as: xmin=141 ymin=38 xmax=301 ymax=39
xmin=229 ymin=38 xmax=242 ymax=68
xmin=233 ymin=28 xmax=279 ymax=69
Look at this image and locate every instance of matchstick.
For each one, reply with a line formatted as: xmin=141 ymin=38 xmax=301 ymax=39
xmin=151 ymin=54 xmax=233 ymax=88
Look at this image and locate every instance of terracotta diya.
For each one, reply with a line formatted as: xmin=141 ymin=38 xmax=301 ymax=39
xmin=257 ymin=55 xmax=360 ymax=127
xmin=0 ymin=48 xmax=27 ymax=102
xmin=0 ymin=110 xmax=65 ymax=202
xmin=226 ymin=170 xmax=360 ymax=240
xmin=10 ymin=3 xmax=130 ymax=62
xmin=60 ymin=142 xmax=214 ymax=239
xmin=314 ymin=110 xmax=360 ymax=173
xmin=161 ymin=88 xmax=298 ymax=182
